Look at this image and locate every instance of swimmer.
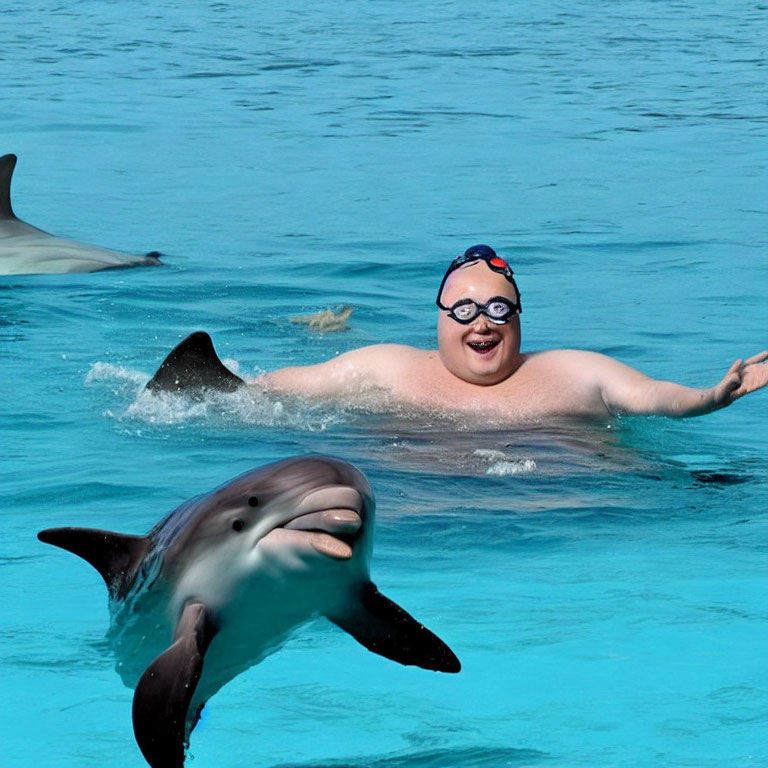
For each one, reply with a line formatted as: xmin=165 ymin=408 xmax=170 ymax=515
xmin=255 ymin=245 xmax=768 ymax=421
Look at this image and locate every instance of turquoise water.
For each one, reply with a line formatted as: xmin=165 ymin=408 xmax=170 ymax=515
xmin=2 ymin=2 xmax=767 ymax=766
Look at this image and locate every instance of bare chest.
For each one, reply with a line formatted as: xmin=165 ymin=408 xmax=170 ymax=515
xmin=387 ymin=354 xmax=608 ymax=421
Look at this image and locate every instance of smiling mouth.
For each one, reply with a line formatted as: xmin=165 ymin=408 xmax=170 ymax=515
xmin=467 ymin=339 xmax=500 ymax=354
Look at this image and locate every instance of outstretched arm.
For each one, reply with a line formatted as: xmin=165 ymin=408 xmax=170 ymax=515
xmin=599 ymin=351 xmax=768 ymax=418
xmin=250 ymin=344 xmax=409 ymax=399
xmin=251 ymin=351 xmax=368 ymax=399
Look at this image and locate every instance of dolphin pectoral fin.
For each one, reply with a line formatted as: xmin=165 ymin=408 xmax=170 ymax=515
xmin=37 ymin=527 xmax=149 ymax=598
xmin=145 ymin=331 xmax=246 ymax=395
xmin=132 ymin=601 xmax=218 ymax=768
xmin=329 ymin=582 xmax=461 ymax=673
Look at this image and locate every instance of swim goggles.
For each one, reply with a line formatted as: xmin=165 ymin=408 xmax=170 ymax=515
xmin=436 ymin=244 xmax=522 ymax=322
xmin=438 ymin=296 xmax=520 ymax=325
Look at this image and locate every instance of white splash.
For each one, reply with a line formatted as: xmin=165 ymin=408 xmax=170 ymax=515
xmin=86 ymin=361 xmax=343 ymax=431
xmin=472 ymin=448 xmax=537 ymax=476
xmin=485 ymin=459 xmax=538 ymax=476
xmin=85 ymin=362 xmax=147 ymax=387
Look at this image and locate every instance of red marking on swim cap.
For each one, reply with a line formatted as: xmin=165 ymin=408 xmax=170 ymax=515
xmin=489 ymin=257 xmax=508 ymax=269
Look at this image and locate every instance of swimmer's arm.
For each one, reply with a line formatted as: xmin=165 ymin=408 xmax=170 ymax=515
xmin=251 ymin=353 xmax=366 ymax=398
xmin=597 ymin=351 xmax=768 ymax=418
xmin=249 ymin=344 xmax=409 ymax=398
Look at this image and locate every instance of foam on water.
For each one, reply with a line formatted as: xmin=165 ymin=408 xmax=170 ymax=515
xmin=473 ymin=449 xmax=538 ymax=476
xmin=85 ymin=361 xmax=147 ymax=388
xmin=86 ymin=361 xmax=343 ymax=431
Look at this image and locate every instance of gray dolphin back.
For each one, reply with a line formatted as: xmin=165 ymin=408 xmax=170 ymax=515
xmin=145 ymin=332 xmax=246 ymax=394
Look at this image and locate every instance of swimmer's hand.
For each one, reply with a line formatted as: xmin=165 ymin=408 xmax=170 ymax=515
xmin=712 ymin=351 xmax=768 ymax=408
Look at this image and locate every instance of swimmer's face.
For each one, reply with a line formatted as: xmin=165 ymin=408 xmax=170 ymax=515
xmin=437 ymin=262 xmax=522 ymax=386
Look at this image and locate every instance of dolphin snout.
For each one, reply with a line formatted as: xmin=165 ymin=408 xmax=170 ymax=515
xmin=283 ymin=508 xmax=362 ymax=535
xmin=265 ymin=486 xmax=366 ymax=561
xmin=294 ymin=486 xmax=363 ymax=516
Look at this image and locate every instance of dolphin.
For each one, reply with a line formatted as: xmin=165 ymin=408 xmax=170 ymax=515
xmin=0 ymin=153 xmax=162 ymax=275
xmin=38 ymin=456 xmax=460 ymax=768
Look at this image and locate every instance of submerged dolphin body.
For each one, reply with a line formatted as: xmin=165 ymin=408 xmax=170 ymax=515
xmin=0 ymin=153 xmax=162 ymax=275
xmin=38 ymin=456 xmax=460 ymax=768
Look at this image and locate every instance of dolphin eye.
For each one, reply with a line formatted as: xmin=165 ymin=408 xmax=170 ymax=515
xmin=248 ymin=496 xmax=259 ymax=507
xmin=232 ymin=519 xmax=245 ymax=532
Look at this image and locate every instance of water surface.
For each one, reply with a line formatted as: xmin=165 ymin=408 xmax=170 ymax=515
xmin=1 ymin=2 xmax=766 ymax=767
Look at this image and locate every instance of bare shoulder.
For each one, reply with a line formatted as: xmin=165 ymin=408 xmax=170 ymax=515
xmin=520 ymin=348 xmax=651 ymax=395
xmin=521 ymin=348 xmax=620 ymax=377
xmin=506 ymin=349 xmax=649 ymax=417
xmin=309 ymin=343 xmax=427 ymax=374
xmin=343 ymin=343 xmax=426 ymax=364
xmin=345 ymin=343 xmax=434 ymax=384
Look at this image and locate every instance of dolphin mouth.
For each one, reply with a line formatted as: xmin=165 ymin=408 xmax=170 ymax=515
xmin=269 ymin=486 xmax=364 ymax=561
xmin=281 ymin=508 xmax=362 ymax=560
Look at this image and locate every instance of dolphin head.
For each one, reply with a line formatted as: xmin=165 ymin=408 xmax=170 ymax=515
xmin=157 ymin=456 xmax=376 ymax=619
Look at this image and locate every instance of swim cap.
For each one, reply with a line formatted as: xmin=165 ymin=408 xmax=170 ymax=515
xmin=435 ymin=244 xmax=522 ymax=311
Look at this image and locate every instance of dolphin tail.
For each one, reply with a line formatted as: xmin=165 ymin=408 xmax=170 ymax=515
xmin=133 ymin=601 xmax=218 ymax=768
xmin=0 ymin=153 xmax=18 ymax=220
xmin=37 ymin=526 xmax=149 ymax=597
xmin=328 ymin=581 xmax=461 ymax=673
xmin=145 ymin=331 xmax=246 ymax=394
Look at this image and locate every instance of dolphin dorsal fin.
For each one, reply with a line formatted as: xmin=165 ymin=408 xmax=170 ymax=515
xmin=0 ymin=153 xmax=18 ymax=220
xmin=145 ymin=331 xmax=246 ymax=394
xmin=38 ymin=527 xmax=150 ymax=596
